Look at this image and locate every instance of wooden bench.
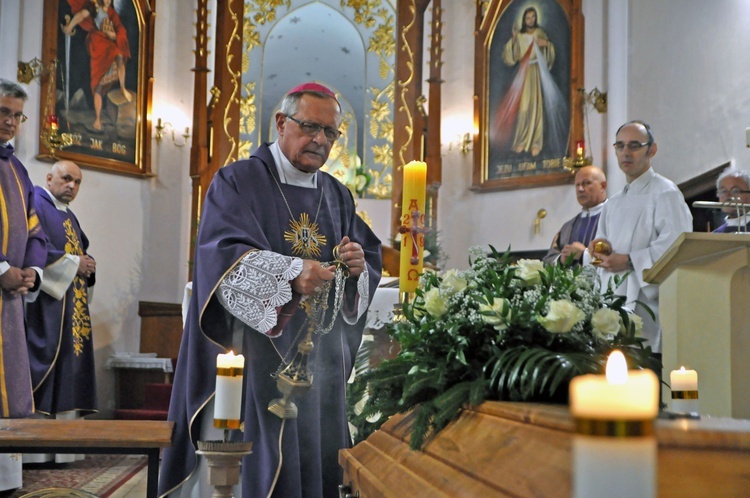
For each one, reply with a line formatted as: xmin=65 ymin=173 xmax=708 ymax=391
xmin=0 ymin=419 xmax=173 ymax=498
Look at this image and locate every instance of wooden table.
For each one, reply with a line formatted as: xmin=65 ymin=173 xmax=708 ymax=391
xmin=0 ymin=419 xmax=173 ymax=498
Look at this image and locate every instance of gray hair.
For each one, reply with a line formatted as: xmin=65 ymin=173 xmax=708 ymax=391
xmin=0 ymin=79 xmax=28 ymax=101
xmin=278 ymin=91 xmax=342 ymax=127
xmin=716 ymin=166 xmax=750 ymax=190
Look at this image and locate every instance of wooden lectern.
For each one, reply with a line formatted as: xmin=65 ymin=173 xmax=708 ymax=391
xmin=643 ymin=232 xmax=750 ymax=418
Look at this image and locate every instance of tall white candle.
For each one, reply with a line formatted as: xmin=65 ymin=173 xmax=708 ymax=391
xmin=570 ymin=350 xmax=658 ymax=498
xmin=670 ymin=366 xmax=699 ymax=414
xmin=214 ymin=351 xmax=245 ymax=429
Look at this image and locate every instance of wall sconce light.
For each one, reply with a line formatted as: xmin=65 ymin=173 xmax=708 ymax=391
xmin=582 ymin=87 xmax=607 ymax=113
xmin=458 ymin=132 xmax=473 ymax=155
xmin=155 ymin=118 xmax=190 ymax=147
xmin=17 ymin=58 xmax=44 ymax=84
xmin=446 ymin=132 xmax=473 ymax=154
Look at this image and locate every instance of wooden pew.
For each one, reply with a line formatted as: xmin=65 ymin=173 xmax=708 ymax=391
xmin=0 ymin=419 xmax=173 ymax=498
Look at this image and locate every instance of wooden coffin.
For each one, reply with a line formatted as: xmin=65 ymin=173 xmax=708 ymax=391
xmin=339 ymin=401 xmax=750 ymax=497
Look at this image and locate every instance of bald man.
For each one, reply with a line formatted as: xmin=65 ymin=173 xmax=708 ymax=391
xmin=25 ymin=160 xmax=97 ymax=463
xmin=543 ymin=165 xmax=607 ymax=266
xmin=590 ymin=120 xmax=692 ymax=354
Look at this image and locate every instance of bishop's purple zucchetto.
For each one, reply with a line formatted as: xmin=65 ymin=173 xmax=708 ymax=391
xmin=287 ymin=82 xmax=338 ymax=104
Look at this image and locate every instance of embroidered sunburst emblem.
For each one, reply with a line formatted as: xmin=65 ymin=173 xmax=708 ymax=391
xmin=285 ymin=212 xmax=327 ymax=258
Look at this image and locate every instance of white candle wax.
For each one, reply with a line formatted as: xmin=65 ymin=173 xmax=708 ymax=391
xmin=670 ymin=366 xmax=697 ymax=391
xmin=214 ymin=351 xmax=245 ymax=429
xmin=570 ymin=351 xmax=659 ymax=420
xmin=570 ymin=351 xmax=658 ymax=498
xmin=670 ymin=366 xmax=699 ymax=414
xmin=573 ymin=436 xmax=656 ymax=498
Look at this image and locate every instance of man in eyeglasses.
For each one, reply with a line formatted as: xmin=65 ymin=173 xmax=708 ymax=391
xmin=712 ymin=167 xmax=750 ymax=233
xmin=160 ymin=83 xmax=382 ymax=498
xmin=589 ymin=120 xmax=692 ymax=356
xmin=0 ymin=79 xmax=48 ymax=493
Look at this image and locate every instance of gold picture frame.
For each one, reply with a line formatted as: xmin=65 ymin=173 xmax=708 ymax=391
xmin=39 ymin=0 xmax=155 ymax=177
xmin=473 ymin=0 xmax=584 ymax=192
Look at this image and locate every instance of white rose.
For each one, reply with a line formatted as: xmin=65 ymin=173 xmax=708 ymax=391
xmin=625 ymin=313 xmax=643 ymax=337
xmin=441 ymin=269 xmax=468 ymax=295
xmin=515 ymin=259 xmax=544 ymax=285
xmin=479 ymin=297 xmax=512 ymax=331
xmin=591 ymin=308 xmax=621 ymax=338
xmin=424 ymin=288 xmax=447 ymax=317
xmin=538 ymin=299 xmax=585 ymax=333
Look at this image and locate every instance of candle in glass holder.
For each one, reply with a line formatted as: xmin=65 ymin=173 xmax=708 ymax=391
xmin=575 ymin=140 xmax=585 ymax=158
xmin=48 ymin=114 xmax=59 ymax=132
xmin=399 ymin=160 xmax=427 ymax=293
xmin=214 ymin=350 xmax=245 ymax=429
xmin=570 ymin=350 xmax=659 ymax=498
xmin=670 ymin=366 xmax=699 ymax=414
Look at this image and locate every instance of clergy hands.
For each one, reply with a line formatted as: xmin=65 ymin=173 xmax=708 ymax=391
xmin=78 ymin=255 xmax=96 ymax=278
xmin=589 ymin=238 xmax=630 ymax=272
xmin=292 ymin=260 xmax=335 ymax=296
xmin=560 ymin=242 xmax=586 ymax=262
xmin=0 ymin=266 xmax=36 ymax=295
xmin=336 ymin=236 xmax=365 ymax=278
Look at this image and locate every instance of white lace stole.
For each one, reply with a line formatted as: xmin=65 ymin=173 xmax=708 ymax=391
xmin=217 ymin=251 xmax=303 ymax=335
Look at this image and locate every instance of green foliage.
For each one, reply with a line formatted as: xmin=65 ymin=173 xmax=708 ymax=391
xmin=348 ymin=245 xmax=659 ymax=450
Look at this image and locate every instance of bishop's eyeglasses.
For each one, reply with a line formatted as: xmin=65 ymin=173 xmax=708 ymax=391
xmin=285 ymin=115 xmax=342 ymax=143
xmin=613 ymin=141 xmax=651 ymax=152
xmin=0 ymin=107 xmax=27 ymax=124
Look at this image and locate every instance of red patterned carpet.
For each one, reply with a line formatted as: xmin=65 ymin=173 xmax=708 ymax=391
xmin=10 ymin=455 xmax=146 ymax=497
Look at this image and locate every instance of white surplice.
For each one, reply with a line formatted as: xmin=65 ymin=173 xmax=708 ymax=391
xmin=596 ymin=168 xmax=693 ymax=353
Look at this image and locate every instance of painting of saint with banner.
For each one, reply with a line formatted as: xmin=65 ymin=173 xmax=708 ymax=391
xmin=41 ymin=0 xmax=153 ymax=176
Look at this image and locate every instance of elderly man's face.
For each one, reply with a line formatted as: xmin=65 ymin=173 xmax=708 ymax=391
xmin=0 ymin=96 xmax=25 ymax=143
xmin=276 ymin=95 xmax=340 ymax=174
xmin=574 ymin=168 xmax=607 ymax=209
xmin=717 ymin=175 xmax=750 ymax=216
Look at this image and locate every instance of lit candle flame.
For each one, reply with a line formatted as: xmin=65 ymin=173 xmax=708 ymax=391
xmin=605 ymin=350 xmax=628 ymax=385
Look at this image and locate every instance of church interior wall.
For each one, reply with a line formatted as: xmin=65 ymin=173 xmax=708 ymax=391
xmin=1 ymin=0 xmax=749 ymax=415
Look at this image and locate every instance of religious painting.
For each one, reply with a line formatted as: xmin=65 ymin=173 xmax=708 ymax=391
xmin=473 ymin=0 xmax=584 ymax=191
xmin=39 ymin=0 xmax=154 ymax=176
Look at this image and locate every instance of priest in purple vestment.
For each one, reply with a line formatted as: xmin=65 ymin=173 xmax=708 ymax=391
xmin=25 ymin=160 xmax=97 ymax=459
xmin=543 ymin=165 xmax=607 ymax=266
xmin=159 ymin=83 xmax=382 ymax=498
xmin=0 ymin=79 xmax=48 ymax=492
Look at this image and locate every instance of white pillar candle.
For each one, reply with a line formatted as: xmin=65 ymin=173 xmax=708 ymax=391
xmin=670 ymin=366 xmax=699 ymax=414
xmin=214 ymin=351 xmax=245 ymax=429
xmin=570 ymin=350 xmax=659 ymax=498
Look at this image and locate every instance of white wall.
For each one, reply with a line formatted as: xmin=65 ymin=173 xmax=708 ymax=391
xmin=1 ymin=0 xmax=195 ymax=415
xmin=627 ymin=0 xmax=750 ymax=185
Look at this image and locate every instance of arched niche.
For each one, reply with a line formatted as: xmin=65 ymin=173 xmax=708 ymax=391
xmin=239 ymin=0 xmax=396 ymax=199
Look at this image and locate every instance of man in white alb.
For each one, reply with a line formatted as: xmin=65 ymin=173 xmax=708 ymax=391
xmin=589 ymin=120 xmax=692 ymax=354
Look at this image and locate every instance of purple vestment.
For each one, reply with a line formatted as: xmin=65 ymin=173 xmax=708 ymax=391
xmin=0 ymin=144 xmax=48 ymax=419
xmin=159 ymin=143 xmax=382 ymax=498
xmin=26 ymin=186 xmax=97 ymax=415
